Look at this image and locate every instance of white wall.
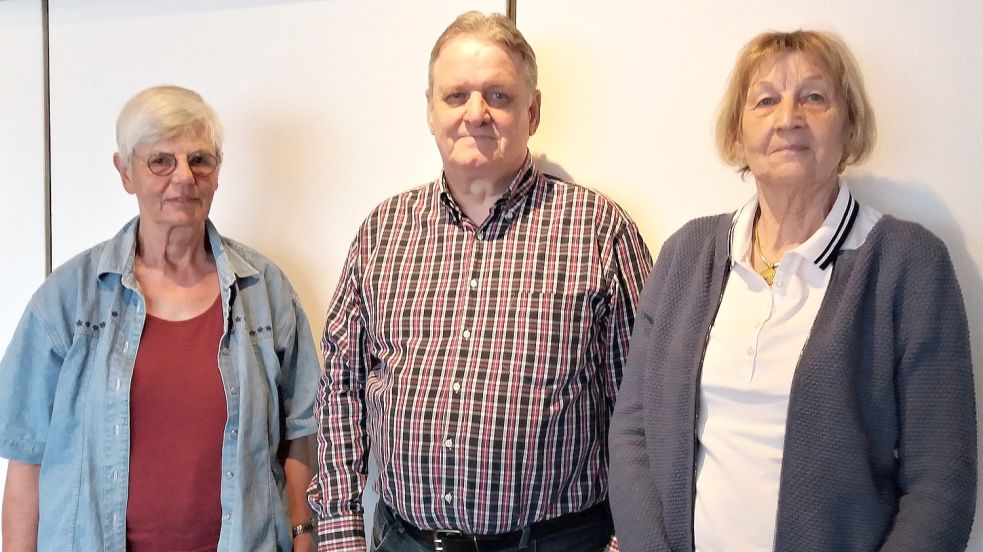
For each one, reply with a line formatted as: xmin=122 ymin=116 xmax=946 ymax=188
xmin=0 ymin=0 xmax=47 ymax=544
xmin=519 ymin=1 xmax=983 ymax=548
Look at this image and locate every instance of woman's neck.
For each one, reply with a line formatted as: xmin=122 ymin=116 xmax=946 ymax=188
xmin=754 ymin=178 xmax=839 ymax=257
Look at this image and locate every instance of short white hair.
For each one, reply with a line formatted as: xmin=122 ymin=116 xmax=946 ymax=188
xmin=116 ymin=85 xmax=223 ymax=167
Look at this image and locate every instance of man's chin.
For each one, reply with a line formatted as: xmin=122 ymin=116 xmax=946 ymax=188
xmin=449 ymin=155 xmax=497 ymax=171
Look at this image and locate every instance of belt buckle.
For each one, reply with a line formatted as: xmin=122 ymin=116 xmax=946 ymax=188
xmin=434 ymin=530 xmax=478 ymax=552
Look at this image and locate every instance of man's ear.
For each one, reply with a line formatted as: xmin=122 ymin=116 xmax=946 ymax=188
xmin=114 ymin=152 xmax=135 ymax=194
xmin=528 ymin=89 xmax=542 ymax=136
xmin=426 ymin=89 xmax=436 ymax=136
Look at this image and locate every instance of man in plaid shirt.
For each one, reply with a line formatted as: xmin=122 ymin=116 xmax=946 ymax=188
xmin=308 ymin=11 xmax=652 ymax=552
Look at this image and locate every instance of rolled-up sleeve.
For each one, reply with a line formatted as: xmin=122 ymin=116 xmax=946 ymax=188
xmin=0 ymin=298 xmax=67 ymax=463
xmin=274 ymin=279 xmax=320 ymax=441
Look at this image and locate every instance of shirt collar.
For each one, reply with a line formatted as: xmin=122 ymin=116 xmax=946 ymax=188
xmin=731 ymin=179 xmax=859 ymax=271
xmin=96 ymin=216 xmax=259 ymax=289
xmin=437 ymin=152 xmax=538 ymax=222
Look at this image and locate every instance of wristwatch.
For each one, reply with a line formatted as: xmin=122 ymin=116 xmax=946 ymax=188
xmin=292 ymin=520 xmax=314 ymax=538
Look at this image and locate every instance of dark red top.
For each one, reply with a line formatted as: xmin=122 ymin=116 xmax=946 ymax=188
xmin=126 ymin=297 xmax=227 ymax=552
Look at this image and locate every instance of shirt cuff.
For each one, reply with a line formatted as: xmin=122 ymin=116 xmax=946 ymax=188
xmin=316 ymin=515 xmax=366 ymax=552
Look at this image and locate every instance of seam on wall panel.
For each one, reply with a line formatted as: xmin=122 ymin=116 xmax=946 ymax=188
xmin=42 ymin=0 xmax=51 ymax=276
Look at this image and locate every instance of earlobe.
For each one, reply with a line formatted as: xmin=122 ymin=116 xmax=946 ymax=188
xmin=425 ymin=88 xmax=437 ymax=136
xmin=528 ymin=90 xmax=542 ymax=136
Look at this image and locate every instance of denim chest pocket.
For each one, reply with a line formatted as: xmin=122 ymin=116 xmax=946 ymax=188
xmin=63 ymin=312 xmax=115 ymax=392
xmin=229 ymin=315 xmax=282 ymax=379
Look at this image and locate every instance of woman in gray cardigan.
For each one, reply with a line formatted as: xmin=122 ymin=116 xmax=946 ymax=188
xmin=609 ymin=30 xmax=976 ymax=551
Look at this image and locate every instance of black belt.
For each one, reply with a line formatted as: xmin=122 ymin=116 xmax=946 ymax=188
xmin=385 ymin=500 xmax=611 ymax=551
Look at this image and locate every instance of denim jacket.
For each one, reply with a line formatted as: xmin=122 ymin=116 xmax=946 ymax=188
xmin=0 ymin=217 xmax=320 ymax=551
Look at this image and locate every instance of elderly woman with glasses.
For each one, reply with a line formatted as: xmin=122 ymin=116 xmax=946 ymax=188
xmin=0 ymin=86 xmax=319 ymax=551
xmin=609 ymin=31 xmax=976 ymax=551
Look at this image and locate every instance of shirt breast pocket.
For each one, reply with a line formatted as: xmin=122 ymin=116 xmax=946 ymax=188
xmin=505 ymin=287 xmax=599 ymax=389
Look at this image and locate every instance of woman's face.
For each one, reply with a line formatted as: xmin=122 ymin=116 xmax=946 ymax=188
xmin=115 ymin=131 xmax=220 ymax=231
xmin=739 ymin=51 xmax=847 ymax=191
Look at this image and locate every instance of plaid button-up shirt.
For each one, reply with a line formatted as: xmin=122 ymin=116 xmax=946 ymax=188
xmin=309 ymin=156 xmax=652 ymax=550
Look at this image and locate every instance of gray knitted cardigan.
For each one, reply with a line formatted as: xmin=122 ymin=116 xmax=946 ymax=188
xmin=609 ymin=213 xmax=976 ymax=552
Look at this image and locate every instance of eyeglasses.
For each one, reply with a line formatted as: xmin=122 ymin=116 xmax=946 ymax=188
xmin=137 ymin=151 xmax=222 ymax=177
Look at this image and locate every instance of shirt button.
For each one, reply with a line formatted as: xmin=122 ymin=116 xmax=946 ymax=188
xmin=746 ymin=347 xmax=754 ymax=356
xmin=469 ymin=278 xmax=478 ymax=290
xmin=776 ymin=280 xmax=784 ymax=288
xmin=223 ymin=513 xmax=232 ymax=522
xmin=476 ymin=231 xmax=485 ymax=240
xmin=226 ymin=471 xmax=234 ymax=479
xmin=462 ymin=329 xmax=471 ymax=340
xmin=503 ymin=211 xmax=513 ymax=220
xmin=444 ymin=438 xmax=454 ymax=449
xmin=123 ymin=342 xmax=129 ymax=353
xmin=444 ymin=493 xmax=453 ymax=503
xmin=452 ymin=382 xmax=461 ymax=393
xmin=112 ymin=470 xmax=119 ymax=481
xmin=230 ymin=386 xmax=238 ymax=395
xmin=231 ymin=429 xmax=238 ymax=437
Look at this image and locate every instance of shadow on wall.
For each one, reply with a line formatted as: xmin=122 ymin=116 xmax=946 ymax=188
xmin=848 ymin=172 xmax=982 ymax=314
xmin=532 ymin=152 xmax=575 ymax=184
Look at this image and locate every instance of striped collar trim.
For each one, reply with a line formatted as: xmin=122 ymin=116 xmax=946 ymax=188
xmin=730 ymin=180 xmax=859 ymax=271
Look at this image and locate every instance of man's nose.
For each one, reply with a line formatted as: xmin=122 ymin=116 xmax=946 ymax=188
xmin=464 ymin=92 xmax=489 ymax=124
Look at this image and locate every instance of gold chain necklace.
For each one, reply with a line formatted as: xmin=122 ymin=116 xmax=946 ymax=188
xmin=753 ymin=223 xmax=779 ymax=286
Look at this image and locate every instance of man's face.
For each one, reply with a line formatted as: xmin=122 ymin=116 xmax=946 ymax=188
xmin=427 ymin=35 xmax=541 ymax=188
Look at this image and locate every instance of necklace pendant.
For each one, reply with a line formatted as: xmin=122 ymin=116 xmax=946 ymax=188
xmin=760 ymin=266 xmax=777 ymax=285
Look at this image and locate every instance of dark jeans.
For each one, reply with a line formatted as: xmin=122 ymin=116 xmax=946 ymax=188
xmin=370 ymin=501 xmax=612 ymax=552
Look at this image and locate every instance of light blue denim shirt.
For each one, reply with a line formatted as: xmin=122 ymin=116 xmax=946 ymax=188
xmin=0 ymin=217 xmax=320 ymax=551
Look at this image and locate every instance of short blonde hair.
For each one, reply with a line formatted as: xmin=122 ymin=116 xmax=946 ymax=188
xmin=715 ymin=30 xmax=876 ymax=177
xmin=116 ymin=85 xmax=223 ymax=168
xmin=427 ymin=11 xmax=538 ymax=97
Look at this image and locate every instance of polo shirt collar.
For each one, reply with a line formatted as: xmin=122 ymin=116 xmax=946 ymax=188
xmin=731 ymin=179 xmax=859 ymax=271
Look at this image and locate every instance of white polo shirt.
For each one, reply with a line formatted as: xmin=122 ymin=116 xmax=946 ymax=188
xmin=694 ymin=181 xmax=880 ymax=551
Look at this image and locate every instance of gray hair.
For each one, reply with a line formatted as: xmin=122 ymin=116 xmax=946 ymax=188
xmin=116 ymin=85 xmax=223 ymax=167
xmin=427 ymin=11 xmax=538 ymax=97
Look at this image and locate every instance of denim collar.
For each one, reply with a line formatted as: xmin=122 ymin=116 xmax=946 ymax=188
xmin=95 ymin=216 xmax=260 ymax=291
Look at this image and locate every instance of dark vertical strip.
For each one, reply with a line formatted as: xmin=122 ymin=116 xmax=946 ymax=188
xmin=42 ymin=0 xmax=52 ymax=276
xmin=507 ymin=0 xmax=516 ymax=23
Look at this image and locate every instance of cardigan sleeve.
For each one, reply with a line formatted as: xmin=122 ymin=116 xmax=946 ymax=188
xmin=608 ymin=238 xmax=676 ymax=552
xmin=879 ymin=232 xmax=976 ymax=551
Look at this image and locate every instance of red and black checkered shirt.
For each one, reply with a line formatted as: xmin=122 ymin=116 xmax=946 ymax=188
xmin=309 ymin=156 xmax=652 ymax=550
